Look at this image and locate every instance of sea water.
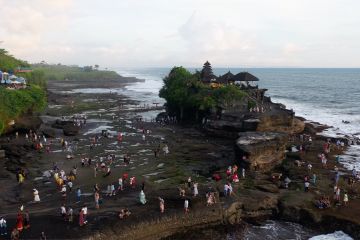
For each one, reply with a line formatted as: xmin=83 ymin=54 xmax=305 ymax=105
xmin=116 ymin=67 xmax=359 ymax=240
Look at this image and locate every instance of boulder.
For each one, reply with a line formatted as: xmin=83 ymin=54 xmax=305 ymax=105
xmin=51 ymin=119 xmax=73 ymax=129
xmin=63 ymin=124 xmax=80 ymax=136
xmin=41 ymin=127 xmax=56 ymax=138
xmin=7 ymin=115 xmax=43 ymax=134
xmin=235 ymin=132 xmax=288 ymax=171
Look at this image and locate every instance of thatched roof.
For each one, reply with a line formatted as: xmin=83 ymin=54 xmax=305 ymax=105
xmin=232 ymin=72 xmax=259 ymax=82
xmin=216 ymin=71 xmax=234 ymax=84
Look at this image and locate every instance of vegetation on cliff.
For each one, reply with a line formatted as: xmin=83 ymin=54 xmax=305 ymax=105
xmin=0 ymin=85 xmax=47 ymax=134
xmin=0 ymin=49 xmax=47 ymax=134
xmin=32 ymin=64 xmax=121 ymax=81
xmin=159 ymin=67 xmax=247 ymax=121
xmin=0 ymin=49 xmax=29 ymax=72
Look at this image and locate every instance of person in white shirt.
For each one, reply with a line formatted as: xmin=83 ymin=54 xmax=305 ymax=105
xmin=184 ymin=199 xmax=189 ymax=213
xmin=82 ymin=205 xmax=88 ymax=223
xmin=60 ymin=205 xmax=67 ymax=220
xmin=0 ymin=216 xmax=7 ymax=236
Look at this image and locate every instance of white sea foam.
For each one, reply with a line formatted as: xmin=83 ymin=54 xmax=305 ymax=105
xmin=309 ymin=231 xmax=353 ymax=240
xmin=83 ymin=125 xmax=113 ymax=135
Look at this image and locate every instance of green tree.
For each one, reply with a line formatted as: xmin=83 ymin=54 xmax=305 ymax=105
xmin=159 ymin=67 xmax=248 ymax=123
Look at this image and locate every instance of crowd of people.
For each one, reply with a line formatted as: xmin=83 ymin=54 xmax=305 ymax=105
xmin=2 ymin=109 xmax=360 ymax=240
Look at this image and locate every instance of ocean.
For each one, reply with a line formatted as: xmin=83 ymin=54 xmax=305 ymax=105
xmin=116 ymin=67 xmax=360 ymax=240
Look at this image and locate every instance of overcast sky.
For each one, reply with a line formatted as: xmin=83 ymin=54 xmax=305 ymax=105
xmin=1 ymin=0 xmax=359 ymax=68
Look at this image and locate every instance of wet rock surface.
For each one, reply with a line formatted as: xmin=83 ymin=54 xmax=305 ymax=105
xmin=235 ymin=132 xmax=288 ymax=170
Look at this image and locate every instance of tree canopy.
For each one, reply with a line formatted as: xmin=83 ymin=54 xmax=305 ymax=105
xmin=159 ymin=66 xmax=247 ymax=122
xmin=0 ymin=49 xmax=29 ymax=72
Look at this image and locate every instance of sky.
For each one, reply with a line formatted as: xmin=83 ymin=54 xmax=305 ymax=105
xmin=0 ymin=0 xmax=360 ymax=68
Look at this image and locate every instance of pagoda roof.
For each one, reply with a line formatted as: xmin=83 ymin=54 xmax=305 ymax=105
xmin=232 ymin=72 xmax=259 ymax=82
xmin=216 ymin=71 xmax=234 ymax=84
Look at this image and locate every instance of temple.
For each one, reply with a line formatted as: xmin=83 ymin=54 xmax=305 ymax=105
xmin=200 ymin=61 xmax=267 ymax=103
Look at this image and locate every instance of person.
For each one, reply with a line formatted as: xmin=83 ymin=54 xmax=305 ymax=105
xmin=68 ymin=181 xmax=73 ymax=192
xmin=15 ymin=212 xmax=23 ymax=232
xmin=0 ymin=216 xmax=7 ymax=236
xmin=119 ymin=209 xmax=131 ymax=219
xmin=76 ymin=188 xmax=81 ymax=202
xmin=163 ymin=144 xmax=169 ymax=156
xmin=228 ymin=183 xmax=233 ymax=195
xmin=231 ymin=166 xmax=239 ymax=179
xmin=40 ymin=231 xmax=47 ymax=240
xmin=142 ymin=134 xmax=146 ymax=141
xmin=68 ymin=207 xmax=73 ymax=222
xmin=61 ymin=185 xmax=67 ymax=199
xmin=103 ymin=166 xmax=111 ymax=177
xmin=335 ymin=155 xmax=340 ymax=163
xmin=344 ymin=193 xmax=349 ymax=206
xmin=18 ymin=171 xmax=25 ymax=184
xmin=110 ymin=184 xmax=116 ymax=196
xmin=187 ymin=177 xmax=192 ymax=189
xmin=307 ymin=163 xmax=312 ymax=172
xmin=224 ymin=183 xmax=229 ymax=197
xmin=304 ymin=181 xmax=310 ymax=192
xmin=79 ymin=209 xmax=85 ymax=226
xmin=206 ymin=192 xmax=214 ymax=206
xmin=312 ymin=173 xmax=317 ymax=185
xmin=60 ymin=205 xmax=67 ymax=220
xmin=335 ymin=187 xmax=341 ymax=202
xmin=241 ymin=168 xmax=245 ymax=179
xmin=352 ymin=167 xmax=357 ymax=178
xmin=94 ymin=165 xmax=98 ymax=178
xmin=82 ymin=205 xmax=88 ymax=224
xmin=11 ymin=228 xmax=19 ymax=240
xmin=179 ymin=187 xmax=186 ymax=197
xmin=118 ymin=177 xmax=123 ymax=191
xmin=95 ymin=191 xmax=100 ymax=209
xmin=23 ymin=211 xmax=30 ymax=229
xmin=159 ymin=197 xmax=165 ymax=213
xmin=284 ymin=177 xmax=291 ymax=189
xmin=184 ymin=199 xmax=189 ymax=213
xmin=193 ymin=182 xmax=199 ymax=197
xmin=33 ymin=189 xmax=40 ymax=202
xmin=130 ymin=177 xmax=136 ymax=188
xmin=139 ymin=190 xmax=147 ymax=205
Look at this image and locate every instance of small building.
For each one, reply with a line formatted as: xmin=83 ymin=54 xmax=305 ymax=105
xmin=0 ymin=71 xmax=9 ymax=84
xmin=232 ymin=72 xmax=259 ymax=88
xmin=1 ymin=73 xmax=27 ymax=89
xmin=216 ymin=71 xmax=235 ymax=85
xmin=15 ymin=67 xmax=33 ymax=73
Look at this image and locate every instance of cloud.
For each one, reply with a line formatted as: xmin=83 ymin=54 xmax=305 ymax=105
xmin=0 ymin=0 xmax=73 ymax=60
xmin=178 ymin=12 xmax=257 ymax=66
xmin=0 ymin=0 xmax=360 ymax=67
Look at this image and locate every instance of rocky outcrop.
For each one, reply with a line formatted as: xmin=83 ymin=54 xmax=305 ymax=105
xmin=51 ymin=119 xmax=80 ymax=136
xmin=204 ymin=109 xmax=304 ymax=139
xmin=235 ymin=132 xmax=288 ymax=171
xmin=41 ymin=127 xmax=56 ymax=138
xmin=0 ymin=139 xmax=36 ymax=173
xmin=6 ymin=115 xmax=43 ymax=134
xmin=63 ymin=124 xmax=80 ymax=136
xmin=256 ymin=113 xmax=305 ymax=134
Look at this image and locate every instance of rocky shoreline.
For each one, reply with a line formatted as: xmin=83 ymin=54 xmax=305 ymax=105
xmin=0 ymin=75 xmax=359 ymax=240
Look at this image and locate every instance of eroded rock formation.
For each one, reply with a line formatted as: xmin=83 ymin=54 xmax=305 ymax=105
xmin=235 ymin=132 xmax=288 ymax=171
